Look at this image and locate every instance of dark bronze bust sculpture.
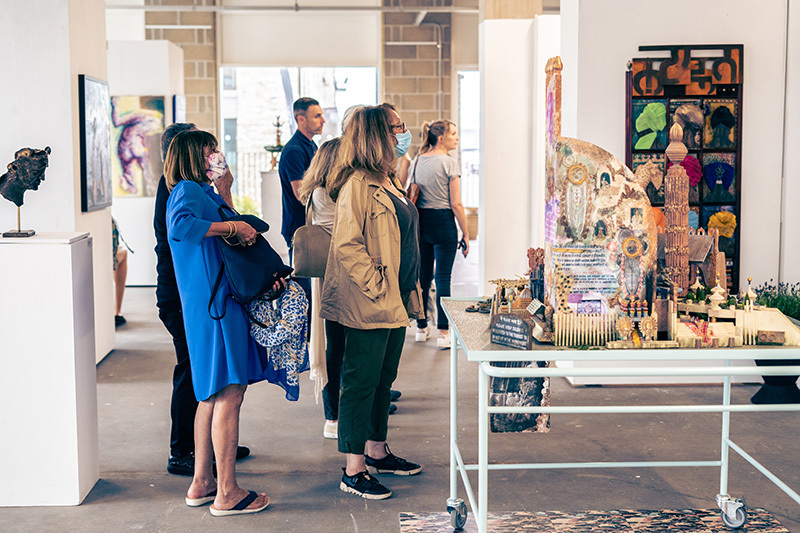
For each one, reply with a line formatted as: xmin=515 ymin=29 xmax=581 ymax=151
xmin=0 ymin=146 xmax=51 ymax=207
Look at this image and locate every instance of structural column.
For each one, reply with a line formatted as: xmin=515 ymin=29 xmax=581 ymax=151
xmin=478 ymin=0 xmax=542 ymax=292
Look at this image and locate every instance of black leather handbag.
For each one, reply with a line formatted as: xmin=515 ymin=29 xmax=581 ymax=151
xmin=208 ymin=205 xmax=293 ymax=326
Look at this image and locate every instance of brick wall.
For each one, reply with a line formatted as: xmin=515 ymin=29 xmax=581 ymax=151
xmin=383 ymin=0 xmax=452 ymax=156
xmin=145 ymin=0 xmax=218 ymax=136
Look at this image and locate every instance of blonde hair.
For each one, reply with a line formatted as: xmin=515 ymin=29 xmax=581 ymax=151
xmin=298 ymin=137 xmax=340 ymax=204
xmin=327 ymin=106 xmax=395 ymax=201
xmin=420 ymin=119 xmax=456 ymax=154
xmin=164 ymin=130 xmax=217 ymax=192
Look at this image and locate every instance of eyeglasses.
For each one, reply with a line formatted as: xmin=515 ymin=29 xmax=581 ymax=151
xmin=391 ymin=122 xmax=406 ymax=133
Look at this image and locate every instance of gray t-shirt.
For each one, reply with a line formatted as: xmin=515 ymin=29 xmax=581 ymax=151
xmin=411 ymin=154 xmax=460 ymax=209
xmin=310 ymin=186 xmax=335 ymax=234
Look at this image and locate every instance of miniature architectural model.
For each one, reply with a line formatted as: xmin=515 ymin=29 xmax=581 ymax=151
xmin=663 ymin=123 xmax=691 ymax=294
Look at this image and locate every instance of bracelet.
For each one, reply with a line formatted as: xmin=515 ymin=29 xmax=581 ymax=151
xmin=225 ymin=221 xmax=236 ymax=238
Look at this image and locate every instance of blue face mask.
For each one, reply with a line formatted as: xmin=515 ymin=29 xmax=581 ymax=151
xmin=394 ymin=129 xmax=412 ymax=158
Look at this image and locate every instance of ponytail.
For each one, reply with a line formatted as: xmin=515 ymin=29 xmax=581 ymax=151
xmin=419 ymin=120 xmax=454 ymax=154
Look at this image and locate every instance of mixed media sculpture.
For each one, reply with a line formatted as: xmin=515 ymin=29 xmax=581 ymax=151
xmin=1 ymin=146 xmax=51 ymax=238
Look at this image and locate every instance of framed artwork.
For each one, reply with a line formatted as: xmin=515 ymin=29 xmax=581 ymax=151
xmin=78 ymin=75 xmax=113 ymax=212
xmin=111 ymin=95 xmax=165 ymax=197
xmin=173 ymin=94 xmax=186 ymax=123
xmin=626 ymin=44 xmax=743 ymax=291
xmin=704 ymin=99 xmax=737 ymax=149
xmin=702 ymin=153 xmax=736 ymax=203
xmin=632 ymin=99 xmax=668 ymax=150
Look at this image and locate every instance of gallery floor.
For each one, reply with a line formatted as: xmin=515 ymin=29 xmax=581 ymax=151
xmin=2 ymin=249 xmax=799 ymax=532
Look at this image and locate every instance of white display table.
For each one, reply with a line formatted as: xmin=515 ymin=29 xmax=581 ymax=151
xmin=0 ymin=232 xmax=99 ymax=506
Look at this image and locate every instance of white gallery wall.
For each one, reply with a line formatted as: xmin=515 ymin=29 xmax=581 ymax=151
xmin=561 ymin=0 xmax=798 ymax=287
xmin=0 ymin=0 xmax=114 ymax=363
xmin=108 ymin=40 xmax=185 ymax=286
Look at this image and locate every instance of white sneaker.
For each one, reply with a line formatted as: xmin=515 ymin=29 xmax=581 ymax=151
xmin=415 ymin=327 xmax=430 ymax=342
xmin=436 ymin=333 xmax=451 ymax=349
xmin=323 ymin=420 xmax=338 ymax=439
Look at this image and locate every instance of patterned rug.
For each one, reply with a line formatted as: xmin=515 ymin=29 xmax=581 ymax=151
xmin=399 ymin=509 xmax=790 ymax=532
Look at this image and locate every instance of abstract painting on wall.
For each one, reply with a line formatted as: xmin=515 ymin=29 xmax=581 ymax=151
xmin=111 ymin=95 xmax=165 ymax=197
xmin=79 ymin=75 xmax=113 ymax=212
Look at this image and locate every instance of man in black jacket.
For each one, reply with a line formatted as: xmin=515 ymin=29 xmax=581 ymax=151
xmin=154 ymin=123 xmax=249 ymax=476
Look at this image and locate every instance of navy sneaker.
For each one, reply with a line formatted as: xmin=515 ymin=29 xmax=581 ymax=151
xmin=365 ymin=444 xmax=421 ymax=476
xmin=340 ymin=469 xmax=392 ymax=499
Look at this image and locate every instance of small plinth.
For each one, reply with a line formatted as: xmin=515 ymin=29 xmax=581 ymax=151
xmin=2 ymin=229 xmax=35 ymax=238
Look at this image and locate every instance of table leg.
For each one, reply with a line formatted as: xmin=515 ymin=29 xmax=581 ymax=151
xmin=450 ymin=329 xmax=458 ymax=500
xmin=719 ymin=359 xmax=732 ymax=498
xmin=478 ymin=362 xmax=489 ymax=533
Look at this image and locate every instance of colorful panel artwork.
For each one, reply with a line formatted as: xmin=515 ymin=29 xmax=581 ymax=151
xmin=669 ymin=99 xmax=704 ymax=149
xmin=630 ymin=44 xmax=743 ymax=97
xmin=704 ymin=99 xmax=737 ymax=149
xmin=111 ymin=95 xmax=166 ymax=197
xmin=78 ymin=75 xmax=112 ymax=212
xmin=632 ymin=99 xmax=668 ymax=150
xmin=632 ymin=153 xmax=665 ymax=205
xmin=702 ymin=153 xmax=736 ymax=203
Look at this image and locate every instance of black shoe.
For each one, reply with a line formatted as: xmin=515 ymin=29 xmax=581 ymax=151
xmin=236 ymin=446 xmax=251 ymax=460
xmin=388 ymin=403 xmax=398 ymax=415
xmin=340 ymin=468 xmax=392 ymax=499
xmin=168 ymin=446 xmax=251 ymax=477
xmin=167 ymin=453 xmax=194 ymax=477
xmin=115 ymin=315 xmax=126 ymax=327
xmin=365 ymin=444 xmax=421 ymax=476
xmin=390 ymin=390 xmax=402 ymax=401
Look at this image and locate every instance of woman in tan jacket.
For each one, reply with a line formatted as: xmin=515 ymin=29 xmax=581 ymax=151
xmin=321 ymin=105 xmax=422 ymax=500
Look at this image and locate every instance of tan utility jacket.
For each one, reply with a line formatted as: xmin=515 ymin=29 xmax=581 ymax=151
xmin=320 ymin=171 xmax=422 ymax=329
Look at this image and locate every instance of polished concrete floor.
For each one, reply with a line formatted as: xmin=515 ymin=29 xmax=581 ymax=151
xmin=3 ymin=251 xmax=800 ymax=532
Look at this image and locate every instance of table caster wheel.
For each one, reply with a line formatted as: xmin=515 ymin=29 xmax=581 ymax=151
xmin=447 ymin=498 xmax=467 ymax=531
xmin=720 ymin=506 xmax=747 ymax=529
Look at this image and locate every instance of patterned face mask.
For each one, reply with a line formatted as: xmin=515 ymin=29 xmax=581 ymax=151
xmin=206 ymin=151 xmax=228 ymax=182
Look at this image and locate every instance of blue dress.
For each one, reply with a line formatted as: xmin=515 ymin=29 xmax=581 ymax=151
xmin=166 ymin=180 xmax=269 ymax=401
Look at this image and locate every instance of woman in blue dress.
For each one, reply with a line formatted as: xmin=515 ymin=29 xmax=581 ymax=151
xmin=164 ymin=129 xmax=276 ymax=517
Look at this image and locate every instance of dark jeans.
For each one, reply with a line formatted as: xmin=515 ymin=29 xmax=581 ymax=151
xmin=417 ymin=208 xmax=458 ymax=331
xmin=322 ymin=319 xmax=346 ymax=421
xmin=338 ymin=326 xmax=406 ymax=454
xmin=158 ymin=304 xmax=197 ymax=458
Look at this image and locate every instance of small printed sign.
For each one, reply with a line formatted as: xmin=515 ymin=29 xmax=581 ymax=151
xmin=491 ymin=313 xmax=533 ymax=350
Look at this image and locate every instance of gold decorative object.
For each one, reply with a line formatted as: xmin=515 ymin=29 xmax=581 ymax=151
xmin=616 ymin=316 xmax=634 ymax=341
xmin=663 ymin=124 xmax=690 ymax=293
xmin=640 ymin=315 xmax=657 ymax=341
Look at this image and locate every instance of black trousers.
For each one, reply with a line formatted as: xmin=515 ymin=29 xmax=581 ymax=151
xmin=158 ymin=304 xmax=197 ymax=458
xmin=417 ymin=208 xmax=458 ymax=331
xmin=322 ymin=319 xmax=346 ymax=421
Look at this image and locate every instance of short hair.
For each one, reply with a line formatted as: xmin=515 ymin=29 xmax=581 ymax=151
xmin=164 ymin=130 xmax=217 ymax=192
xmin=341 ymin=105 xmax=365 ymax=133
xmin=161 ymin=122 xmax=196 ymax=161
xmin=293 ymin=97 xmax=320 ymax=122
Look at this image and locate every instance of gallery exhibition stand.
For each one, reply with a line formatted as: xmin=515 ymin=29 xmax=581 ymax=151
xmin=0 ymin=233 xmax=99 ymax=506
xmin=441 ymin=297 xmax=800 ymax=532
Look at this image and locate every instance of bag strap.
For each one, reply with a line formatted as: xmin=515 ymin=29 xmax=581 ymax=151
xmin=208 ymin=262 xmax=227 ymax=321
xmin=411 ymin=157 xmax=418 ymax=184
xmin=304 ymin=195 xmax=314 ymax=226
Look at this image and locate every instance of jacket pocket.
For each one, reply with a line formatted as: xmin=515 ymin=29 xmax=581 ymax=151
xmin=368 ymin=208 xmax=390 ymax=239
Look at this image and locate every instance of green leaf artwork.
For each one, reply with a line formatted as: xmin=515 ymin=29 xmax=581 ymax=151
xmin=635 ymin=102 xmax=667 ymax=149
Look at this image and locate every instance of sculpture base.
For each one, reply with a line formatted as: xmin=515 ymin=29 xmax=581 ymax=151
xmin=2 ymin=229 xmax=35 ymax=238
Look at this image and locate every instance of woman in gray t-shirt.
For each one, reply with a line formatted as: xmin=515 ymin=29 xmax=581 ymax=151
xmin=410 ymin=120 xmax=470 ymax=349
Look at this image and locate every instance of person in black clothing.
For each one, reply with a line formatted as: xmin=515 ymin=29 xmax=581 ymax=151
xmin=279 ymin=97 xmax=325 ymax=302
xmin=154 ymin=123 xmax=250 ymax=476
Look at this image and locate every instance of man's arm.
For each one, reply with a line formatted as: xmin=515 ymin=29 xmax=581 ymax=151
xmin=291 ymin=179 xmax=303 ymax=202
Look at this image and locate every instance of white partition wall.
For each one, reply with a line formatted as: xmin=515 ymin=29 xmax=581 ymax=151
xmin=0 ymin=0 xmax=114 ymax=363
xmin=560 ymin=0 xmax=794 ymax=287
xmin=478 ymin=19 xmax=535 ymax=293
xmin=108 ymin=40 xmax=184 ymax=286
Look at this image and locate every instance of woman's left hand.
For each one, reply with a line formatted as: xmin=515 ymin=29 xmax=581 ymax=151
xmin=459 ymin=238 xmax=470 ymax=257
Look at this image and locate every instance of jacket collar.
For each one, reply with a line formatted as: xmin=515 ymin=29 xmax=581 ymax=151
xmin=370 ymin=181 xmax=397 ymax=213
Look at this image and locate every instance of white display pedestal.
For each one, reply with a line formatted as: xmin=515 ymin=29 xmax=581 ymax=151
xmin=260 ymin=170 xmax=290 ymax=263
xmin=0 ymin=232 xmax=99 ymax=506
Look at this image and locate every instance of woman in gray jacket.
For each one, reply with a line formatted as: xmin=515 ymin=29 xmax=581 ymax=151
xmin=321 ymin=106 xmax=422 ymax=500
